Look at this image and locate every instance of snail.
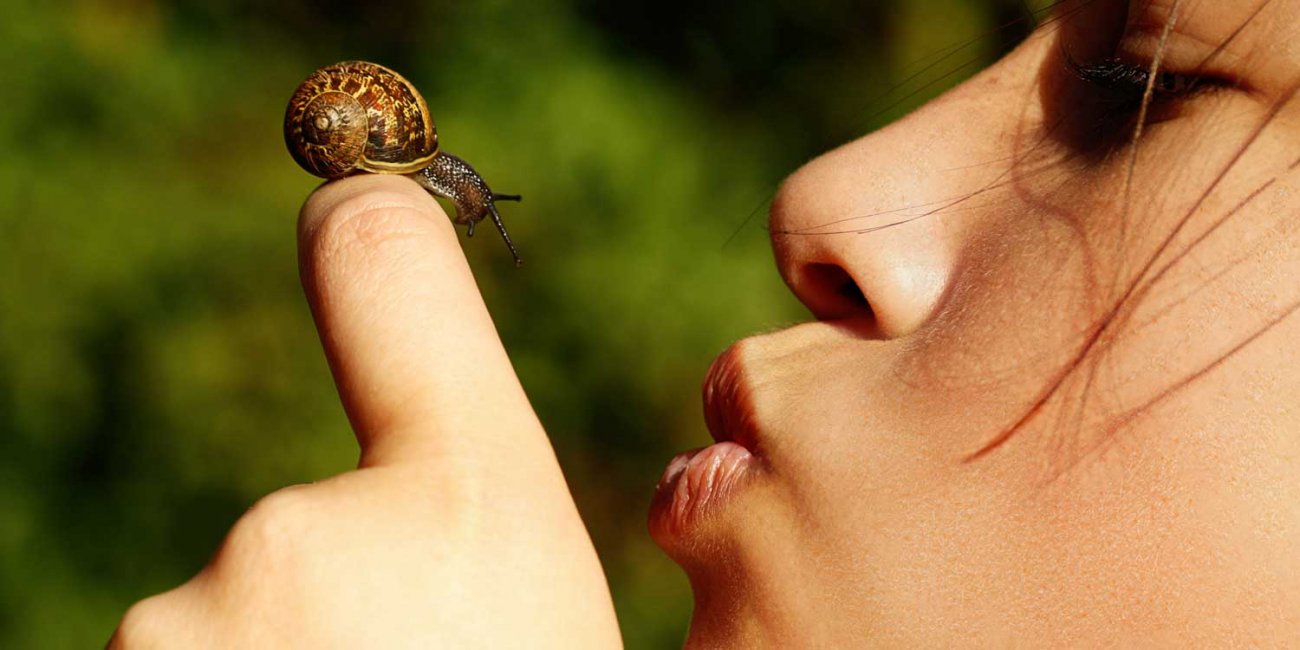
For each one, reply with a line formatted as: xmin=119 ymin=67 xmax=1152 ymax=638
xmin=284 ymin=61 xmax=522 ymax=266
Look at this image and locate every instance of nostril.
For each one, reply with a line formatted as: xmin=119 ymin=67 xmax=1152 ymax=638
xmin=803 ymin=263 xmax=872 ymax=318
xmin=835 ymin=276 xmax=869 ymax=309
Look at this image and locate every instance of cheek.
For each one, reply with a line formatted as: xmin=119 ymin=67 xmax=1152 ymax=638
xmin=789 ymin=457 xmax=1040 ymax=641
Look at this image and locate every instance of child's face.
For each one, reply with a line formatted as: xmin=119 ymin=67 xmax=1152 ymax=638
xmin=651 ymin=0 xmax=1300 ymax=644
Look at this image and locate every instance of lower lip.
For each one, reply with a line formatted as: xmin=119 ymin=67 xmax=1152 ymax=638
xmin=649 ymin=441 xmax=755 ymax=538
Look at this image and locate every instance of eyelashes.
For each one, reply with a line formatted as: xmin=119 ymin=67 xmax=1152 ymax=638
xmin=1068 ymin=58 xmax=1204 ymax=106
xmin=1062 ymin=56 xmax=1212 ymax=145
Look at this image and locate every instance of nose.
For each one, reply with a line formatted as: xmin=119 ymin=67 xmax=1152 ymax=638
xmin=768 ymin=60 xmax=1031 ymax=336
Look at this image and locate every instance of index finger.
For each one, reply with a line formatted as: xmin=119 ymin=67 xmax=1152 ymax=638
xmin=297 ymin=174 xmax=545 ymax=467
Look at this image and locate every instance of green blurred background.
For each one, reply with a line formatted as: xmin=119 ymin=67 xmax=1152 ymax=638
xmin=1 ymin=0 xmax=1047 ymax=646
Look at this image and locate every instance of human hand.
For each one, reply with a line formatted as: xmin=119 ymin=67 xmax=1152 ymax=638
xmin=110 ymin=175 xmax=622 ymax=648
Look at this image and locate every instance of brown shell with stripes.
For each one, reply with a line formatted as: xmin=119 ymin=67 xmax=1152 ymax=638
xmin=284 ymin=61 xmax=438 ymax=179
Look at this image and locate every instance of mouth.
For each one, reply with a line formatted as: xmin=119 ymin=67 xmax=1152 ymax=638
xmin=649 ymin=342 xmax=760 ymax=542
xmin=701 ymin=340 xmax=761 ymax=452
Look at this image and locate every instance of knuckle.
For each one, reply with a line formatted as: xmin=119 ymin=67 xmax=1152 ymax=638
xmin=216 ymin=486 xmax=318 ymax=571
xmin=111 ymin=594 xmax=172 ymax=649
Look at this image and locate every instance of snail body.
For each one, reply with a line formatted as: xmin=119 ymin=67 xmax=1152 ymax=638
xmin=285 ymin=61 xmax=521 ymax=265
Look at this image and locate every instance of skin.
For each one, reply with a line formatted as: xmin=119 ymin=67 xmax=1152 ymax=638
xmin=110 ymin=174 xmax=622 ymax=648
xmin=114 ymin=0 xmax=1300 ymax=646
xmin=655 ymin=0 xmax=1300 ymax=644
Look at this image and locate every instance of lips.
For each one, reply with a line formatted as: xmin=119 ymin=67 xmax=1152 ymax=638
xmin=649 ymin=442 xmax=754 ymax=538
xmin=649 ymin=342 xmax=760 ymax=542
xmin=701 ymin=341 xmax=760 ymax=452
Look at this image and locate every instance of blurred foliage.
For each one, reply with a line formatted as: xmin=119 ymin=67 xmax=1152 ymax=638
xmin=1 ymin=0 xmax=1046 ymax=646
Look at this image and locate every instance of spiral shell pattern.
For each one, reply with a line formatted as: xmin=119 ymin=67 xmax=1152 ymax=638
xmin=284 ymin=61 xmax=439 ymax=179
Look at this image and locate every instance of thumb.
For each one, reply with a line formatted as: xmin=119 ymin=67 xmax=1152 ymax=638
xmin=297 ymin=174 xmax=546 ymax=468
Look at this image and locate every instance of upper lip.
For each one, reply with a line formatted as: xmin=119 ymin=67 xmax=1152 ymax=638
xmin=701 ymin=341 xmax=760 ymax=453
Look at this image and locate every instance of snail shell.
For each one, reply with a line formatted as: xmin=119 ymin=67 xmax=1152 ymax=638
xmin=284 ymin=61 xmax=439 ymax=179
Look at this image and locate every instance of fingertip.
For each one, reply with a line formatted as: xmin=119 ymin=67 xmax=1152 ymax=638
xmin=296 ymin=174 xmax=463 ymax=312
xmin=298 ymin=173 xmax=452 ymax=246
